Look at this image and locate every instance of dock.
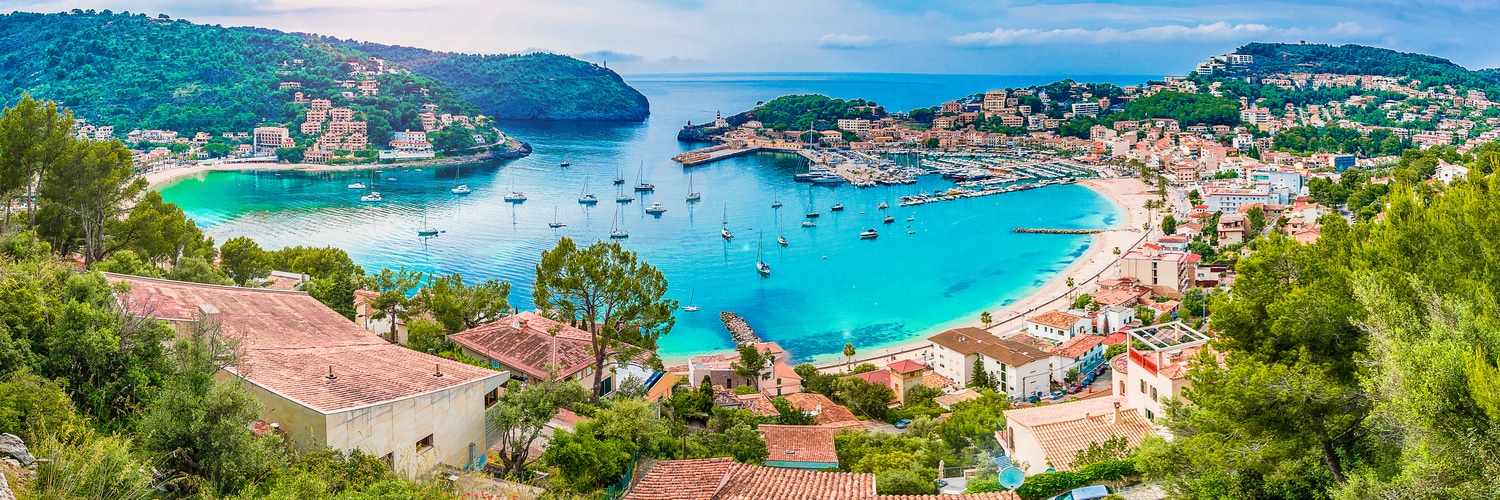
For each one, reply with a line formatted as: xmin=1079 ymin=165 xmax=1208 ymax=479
xmin=1013 ymin=228 xmax=1105 ymax=234
xmin=673 ymin=143 xmax=806 ymax=167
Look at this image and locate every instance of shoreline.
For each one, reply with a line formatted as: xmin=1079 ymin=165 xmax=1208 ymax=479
xmin=144 ymin=145 xmax=530 ymax=190
xmin=657 ymin=176 xmax=1155 ymax=369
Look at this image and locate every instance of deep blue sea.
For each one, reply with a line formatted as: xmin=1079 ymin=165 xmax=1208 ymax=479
xmin=159 ymin=73 xmax=1151 ymax=362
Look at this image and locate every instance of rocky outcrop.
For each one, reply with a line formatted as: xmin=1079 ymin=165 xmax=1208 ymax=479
xmin=719 ymin=312 xmax=764 ymax=346
xmin=0 ymin=433 xmax=33 ymax=468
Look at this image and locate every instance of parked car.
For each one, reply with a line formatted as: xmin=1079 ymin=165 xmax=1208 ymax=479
xmin=1067 ymin=385 xmax=1082 ymax=394
xmin=1051 ymin=485 xmax=1112 ymax=500
xmin=1048 ymin=390 xmax=1065 ymax=400
xmin=893 ymin=419 xmax=912 ymax=429
xmin=1026 ymin=395 xmax=1041 ymax=404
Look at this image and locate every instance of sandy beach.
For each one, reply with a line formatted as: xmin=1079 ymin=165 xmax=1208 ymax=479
xmin=142 ymin=161 xmax=411 ymax=190
xmin=811 ymin=176 xmax=1157 ymax=372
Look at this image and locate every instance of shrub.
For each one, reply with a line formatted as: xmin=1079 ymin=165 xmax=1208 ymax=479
xmin=1013 ymin=458 xmax=1138 ymax=499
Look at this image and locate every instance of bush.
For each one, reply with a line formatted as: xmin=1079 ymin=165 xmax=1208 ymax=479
xmin=1013 ymin=458 xmax=1139 ymax=499
xmin=852 ymin=363 xmax=879 ymax=374
xmin=0 ymin=370 xmax=80 ymax=442
xmin=733 ymin=385 xmax=759 ymax=395
xmin=965 ymin=477 xmax=1004 ymax=493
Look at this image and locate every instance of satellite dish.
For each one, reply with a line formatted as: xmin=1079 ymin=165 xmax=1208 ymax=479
xmin=999 ymin=467 xmax=1025 ymax=489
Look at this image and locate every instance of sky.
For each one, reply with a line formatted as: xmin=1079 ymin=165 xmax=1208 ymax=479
xmin=8 ymin=0 xmax=1499 ymax=75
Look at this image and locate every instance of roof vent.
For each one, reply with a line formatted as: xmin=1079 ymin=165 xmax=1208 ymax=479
xmin=326 ymin=365 xmax=337 ymax=380
xmin=434 ymin=363 xmax=444 ymax=377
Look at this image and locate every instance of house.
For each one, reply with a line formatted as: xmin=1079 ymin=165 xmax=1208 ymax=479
xmin=622 ymin=457 xmax=1021 ymax=500
xmin=1217 ymin=212 xmax=1248 ymax=245
xmin=1001 ymin=396 xmax=1158 ymax=475
xmin=352 ymin=289 xmax=409 ymax=344
xmin=886 ymin=359 xmax=926 ymax=404
xmin=927 ymin=328 xmax=1052 ymax=399
xmin=760 ymin=425 xmax=839 ymax=469
xmin=783 ymin=392 xmax=863 ymax=429
xmin=448 ymin=312 xmax=638 ymax=397
xmin=1119 ymin=243 xmax=1198 ymax=298
xmin=933 ymin=388 xmax=983 ymax=410
xmin=1110 ymin=321 xmax=1213 ymax=421
xmin=1435 ymin=160 xmax=1469 ymax=183
xmin=1024 ymin=311 xmax=1090 ymax=343
xmin=687 ymin=342 xmax=803 ymax=397
xmin=1046 ymin=334 xmax=1106 ymax=382
xmin=106 ymin=274 xmax=506 ymax=477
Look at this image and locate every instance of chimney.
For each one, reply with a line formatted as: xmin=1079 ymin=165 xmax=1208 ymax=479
xmin=434 ymin=363 xmax=444 ymax=377
xmin=1113 ymin=401 xmax=1123 ymax=422
xmin=326 ymin=365 xmax=337 ymax=380
xmin=197 ymin=303 xmax=220 ymax=329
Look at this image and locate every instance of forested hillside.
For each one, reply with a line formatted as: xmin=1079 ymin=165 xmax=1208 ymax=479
xmin=0 ymin=11 xmax=648 ymax=135
xmin=1237 ymin=42 xmax=1498 ymax=91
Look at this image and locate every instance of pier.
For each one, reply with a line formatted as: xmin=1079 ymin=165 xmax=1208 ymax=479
xmin=719 ymin=311 xmax=764 ymax=346
xmin=1013 ymin=228 xmax=1105 ymax=234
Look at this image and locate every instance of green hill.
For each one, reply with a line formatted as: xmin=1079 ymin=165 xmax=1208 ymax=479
xmin=0 ymin=10 xmax=648 ymax=137
xmin=1236 ymin=42 xmax=1497 ymax=91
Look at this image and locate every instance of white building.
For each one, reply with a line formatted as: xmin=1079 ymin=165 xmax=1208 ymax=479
xmin=1023 ymin=311 xmax=1091 ymax=344
xmin=1110 ymin=321 xmax=1212 ymax=422
xmin=928 ymin=327 xmax=1052 ymax=399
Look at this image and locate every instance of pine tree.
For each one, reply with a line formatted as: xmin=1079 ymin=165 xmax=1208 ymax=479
xmin=969 ymin=357 xmax=992 ymax=390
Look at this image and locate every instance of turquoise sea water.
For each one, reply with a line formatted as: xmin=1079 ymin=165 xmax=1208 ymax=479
xmin=159 ymin=73 xmax=1146 ymax=362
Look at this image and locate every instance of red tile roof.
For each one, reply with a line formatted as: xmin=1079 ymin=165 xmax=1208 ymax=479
xmin=447 ymin=312 xmax=597 ymax=381
xmin=624 ymin=458 xmax=876 ymax=500
xmin=760 ymin=425 xmax=839 ymax=465
xmin=1007 ymin=397 xmax=1157 ymax=471
xmin=1028 ymin=311 xmax=1085 ymax=330
xmin=1049 ymin=334 xmax=1104 ymax=359
xmin=108 ymin=274 xmax=500 ymax=413
xmin=1103 ymin=331 xmax=1129 ymax=345
xmin=887 ymin=359 xmax=925 ymax=374
xmin=784 ymin=393 xmax=862 ymax=428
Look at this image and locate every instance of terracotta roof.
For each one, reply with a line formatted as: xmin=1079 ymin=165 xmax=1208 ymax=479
xmin=921 ymin=371 xmax=956 ymax=389
xmin=447 ymin=312 xmax=597 ymax=381
xmin=623 ymin=458 xmax=736 ymax=500
xmin=784 ymin=393 xmax=861 ymax=428
xmin=848 ymin=369 xmax=892 ymax=388
xmin=1004 ymin=395 xmax=1130 ymax=429
xmin=760 ymin=425 xmax=839 ymax=465
xmin=1102 ymin=331 xmax=1129 ymax=345
xmin=108 ymin=274 xmax=499 ymax=413
xmin=928 ymin=328 xmax=1051 ymax=367
xmin=1028 ymin=311 xmax=1085 ymax=330
xmin=887 ymin=359 xmax=925 ymax=374
xmin=933 ymin=388 xmax=982 ymax=409
xmin=1006 ymin=333 xmax=1054 ymax=350
xmin=1011 ymin=398 xmax=1158 ymax=471
xmin=1049 ymin=334 xmax=1104 ymax=359
xmin=625 ymin=458 xmax=876 ymax=500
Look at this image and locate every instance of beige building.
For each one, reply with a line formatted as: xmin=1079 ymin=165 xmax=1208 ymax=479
xmin=687 ymin=342 xmax=803 ymax=397
xmin=107 ymin=274 xmax=507 ymax=477
xmin=1001 ymin=396 xmax=1157 ymax=475
xmin=1111 ymin=321 xmax=1213 ymax=422
xmin=449 ymin=312 xmax=644 ymax=397
xmin=252 ymin=126 xmax=292 ymax=152
xmin=1119 ymin=243 xmax=1198 ymax=298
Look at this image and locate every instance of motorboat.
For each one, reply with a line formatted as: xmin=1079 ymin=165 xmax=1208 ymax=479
xmin=451 ymin=184 xmax=472 ymax=195
xmin=560 ymin=161 xmax=571 ymax=167
xmin=360 ymin=192 xmax=382 ymax=202
xmin=645 ymin=202 xmax=667 ymax=214
xmin=883 ymin=216 xmax=895 ymax=224
xmin=801 ymin=221 xmax=817 ymax=228
xmin=877 ymin=202 xmax=889 ymax=210
xmin=772 ymin=200 xmax=782 ymax=208
xmin=805 ymin=211 xmax=820 ymax=218
xmin=906 ymin=216 xmax=915 ymax=222
xmin=860 ymin=229 xmax=879 ymax=239
xmin=347 ymin=182 xmax=366 ymax=189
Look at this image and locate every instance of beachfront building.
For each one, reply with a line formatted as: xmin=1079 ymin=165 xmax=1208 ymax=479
xmin=1119 ymin=243 xmax=1199 ymax=298
xmin=106 ymin=274 xmax=508 ymax=477
xmin=448 ymin=312 xmax=642 ymax=397
xmin=928 ymin=327 xmax=1052 ymax=399
xmin=252 ymin=126 xmax=292 ymax=153
xmin=845 ymin=360 xmax=929 ymax=405
xmin=1111 ymin=321 xmax=1213 ymax=421
xmin=1000 ymin=396 xmax=1157 ymax=475
xmin=687 ymin=342 xmax=803 ymax=397
xmin=1023 ymin=311 xmax=1091 ymax=343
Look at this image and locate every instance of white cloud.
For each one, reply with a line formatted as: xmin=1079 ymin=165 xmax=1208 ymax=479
xmin=818 ymin=33 xmax=884 ymax=49
xmin=951 ymin=21 xmax=1281 ymax=46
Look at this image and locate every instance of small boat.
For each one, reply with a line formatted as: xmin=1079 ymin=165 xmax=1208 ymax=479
xmin=721 ymin=204 xmax=734 ymax=239
xmin=374 ymin=169 xmax=382 ymax=174
xmin=549 ymin=207 xmax=566 ymax=228
xmin=683 ymin=290 xmax=699 ymax=312
xmin=634 ymin=161 xmax=654 ymax=192
xmin=613 ymin=177 xmax=625 ymax=185
xmin=418 ymin=227 xmax=440 ymax=237
xmin=687 ymin=172 xmax=701 ymax=202
xmin=778 ymin=236 xmax=788 ymax=246
xmin=831 ymin=204 xmax=844 ymax=211
xmin=505 ymin=192 xmax=527 ymax=202
xmin=579 ymin=194 xmax=599 ymax=205
xmin=360 ymin=192 xmax=382 ymax=202
xmin=560 ymin=161 xmax=571 ymax=167
xmin=756 ymin=233 xmax=770 ymax=276
xmin=906 ymin=216 xmax=915 ymax=222
xmin=877 ymin=202 xmax=889 ymax=210
xmin=806 ymin=211 xmax=820 ymax=218
xmin=387 ymin=177 xmax=398 ymax=181
xmin=415 ymin=169 xmax=423 ymax=172
xmin=683 ymin=305 xmax=700 ymax=312
xmin=451 ymin=184 xmax=472 ymax=195
xmin=801 ymin=221 xmax=817 ymax=228
xmin=617 ymin=194 xmax=634 ymax=203
xmin=908 ymin=230 xmax=916 ymax=234
xmin=772 ymin=200 xmax=782 ymax=208
xmin=348 ymin=182 xmax=366 ymax=189
xmin=883 ymin=216 xmax=895 ymax=224
xmin=645 ymin=202 xmax=667 ymax=215
xmin=860 ymin=229 xmax=879 ymax=239
xmin=609 ymin=208 xmax=628 ymax=239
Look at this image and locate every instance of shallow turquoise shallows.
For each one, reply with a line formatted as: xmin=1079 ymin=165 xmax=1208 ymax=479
xmin=159 ymin=73 xmax=1142 ymax=363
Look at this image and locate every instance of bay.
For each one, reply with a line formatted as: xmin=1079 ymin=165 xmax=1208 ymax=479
xmin=159 ymin=72 xmax=1151 ymax=363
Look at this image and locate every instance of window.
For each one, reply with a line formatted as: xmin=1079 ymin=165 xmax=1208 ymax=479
xmin=416 ymin=434 xmax=434 ymax=453
xmin=1119 ymin=381 xmax=1126 ymax=394
xmin=1151 ymin=386 xmax=1158 ymax=400
xmin=1145 ymin=409 xmax=1155 ymax=420
xmin=1140 ymin=380 xmax=1146 ymax=393
xmin=485 ymin=388 xmax=499 ymax=408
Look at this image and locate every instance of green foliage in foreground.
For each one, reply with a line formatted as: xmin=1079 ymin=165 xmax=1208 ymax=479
xmin=1013 ymin=459 xmax=1139 ymax=500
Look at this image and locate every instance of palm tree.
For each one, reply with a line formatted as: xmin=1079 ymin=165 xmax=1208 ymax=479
xmin=843 ymin=343 xmax=856 ymax=372
xmin=980 ymin=311 xmax=992 ymax=328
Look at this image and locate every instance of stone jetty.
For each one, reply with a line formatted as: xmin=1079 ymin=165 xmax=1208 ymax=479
xmin=719 ymin=311 xmax=764 ymax=346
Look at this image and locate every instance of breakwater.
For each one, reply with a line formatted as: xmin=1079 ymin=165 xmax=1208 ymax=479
xmin=719 ymin=312 xmax=763 ymax=346
xmin=1013 ymin=228 xmax=1105 ymax=234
